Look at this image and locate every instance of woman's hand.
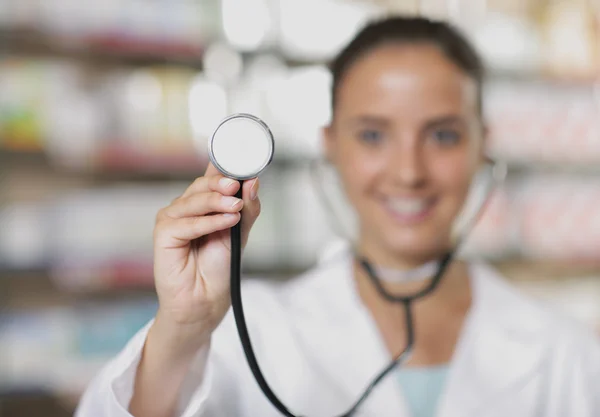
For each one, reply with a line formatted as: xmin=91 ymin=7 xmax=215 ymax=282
xmin=152 ymin=162 xmax=261 ymax=352
xmin=129 ymin=163 xmax=261 ymax=417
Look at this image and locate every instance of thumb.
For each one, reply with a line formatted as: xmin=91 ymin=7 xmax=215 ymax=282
xmin=204 ymin=161 xmax=222 ymax=177
xmin=239 ymin=178 xmax=261 ymax=249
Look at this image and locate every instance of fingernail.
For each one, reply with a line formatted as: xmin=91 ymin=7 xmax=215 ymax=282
xmin=250 ymin=179 xmax=259 ymax=200
xmin=219 ymin=177 xmax=235 ymax=188
xmin=222 ymin=196 xmax=242 ymax=208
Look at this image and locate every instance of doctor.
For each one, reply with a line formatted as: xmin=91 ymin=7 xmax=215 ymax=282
xmin=76 ymin=16 xmax=600 ymax=417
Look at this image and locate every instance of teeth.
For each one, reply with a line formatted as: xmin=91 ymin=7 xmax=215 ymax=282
xmin=387 ymin=198 xmax=428 ymax=215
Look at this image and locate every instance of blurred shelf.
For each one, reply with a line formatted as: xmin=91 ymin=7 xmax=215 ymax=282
xmin=0 ymin=28 xmax=205 ymax=67
xmin=490 ymin=70 xmax=599 ymax=88
xmin=0 ymin=260 xmax=310 ymax=306
xmin=92 ymin=143 xmax=209 ymax=178
xmin=2 ymin=27 xmax=599 ymax=87
xmin=0 ymin=145 xmax=319 ymax=181
xmin=0 ymin=391 xmax=76 ymax=417
xmin=504 ymin=160 xmax=600 ymax=176
xmin=491 ymin=258 xmax=600 ymax=282
xmin=0 ymin=268 xmax=156 ymax=310
xmin=0 ymin=147 xmax=47 ymax=163
xmin=0 ymin=146 xmax=209 ymax=181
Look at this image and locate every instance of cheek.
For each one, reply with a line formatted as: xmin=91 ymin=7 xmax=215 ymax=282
xmin=337 ymin=149 xmax=382 ymax=201
xmin=432 ymin=155 xmax=475 ymax=198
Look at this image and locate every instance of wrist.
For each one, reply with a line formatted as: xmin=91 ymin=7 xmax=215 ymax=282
xmin=130 ymin=313 xmax=211 ymax=416
xmin=149 ymin=310 xmax=212 ymax=362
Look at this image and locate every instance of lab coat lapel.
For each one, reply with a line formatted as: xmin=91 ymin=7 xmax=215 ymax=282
xmin=437 ymin=263 xmax=549 ymax=417
xmin=296 ymin=252 xmax=409 ymax=417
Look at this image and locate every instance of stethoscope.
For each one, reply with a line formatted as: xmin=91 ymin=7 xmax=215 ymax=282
xmin=208 ymin=113 xmax=506 ymax=417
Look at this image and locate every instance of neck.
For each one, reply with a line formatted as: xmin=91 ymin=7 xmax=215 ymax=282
xmin=353 ymin=258 xmax=473 ymax=367
xmin=357 ymin=240 xmax=433 ymax=272
xmin=354 ymin=258 xmax=470 ymax=304
xmin=354 ymin=234 xmax=469 ymax=305
xmin=352 ymin=233 xmax=473 ymax=366
xmin=356 ymin=227 xmax=452 ymax=271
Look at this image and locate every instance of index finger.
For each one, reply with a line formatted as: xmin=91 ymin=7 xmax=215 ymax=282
xmin=181 ymin=162 xmax=240 ymax=198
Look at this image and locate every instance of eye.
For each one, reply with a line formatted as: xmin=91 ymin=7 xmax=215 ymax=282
xmin=431 ymin=129 xmax=461 ymax=145
xmin=358 ymin=129 xmax=384 ymax=144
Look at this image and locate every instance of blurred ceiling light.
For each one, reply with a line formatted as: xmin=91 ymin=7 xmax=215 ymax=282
xmin=228 ymin=54 xmax=289 ymax=122
xmin=204 ymin=42 xmax=244 ymax=85
xmin=245 ymin=54 xmax=288 ymax=87
xmin=472 ymin=12 xmax=541 ymax=73
xmin=188 ymin=76 xmax=228 ymax=146
xmin=222 ymin=0 xmax=271 ymax=51
xmin=364 ymin=0 xmax=419 ymax=14
xmin=287 ymin=66 xmax=332 ymax=127
xmin=446 ymin=0 xmax=488 ymax=33
xmin=445 ymin=0 xmax=470 ymax=22
xmin=417 ymin=0 xmax=487 ymax=26
xmin=279 ymin=0 xmax=383 ymax=61
xmin=408 ymin=0 xmax=445 ymax=20
xmin=266 ymin=65 xmax=332 ymax=155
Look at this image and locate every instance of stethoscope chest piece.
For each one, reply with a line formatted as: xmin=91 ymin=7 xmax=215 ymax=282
xmin=208 ymin=113 xmax=275 ymax=180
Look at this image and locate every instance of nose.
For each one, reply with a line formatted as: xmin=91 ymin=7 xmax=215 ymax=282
xmin=388 ymin=139 xmax=426 ymax=187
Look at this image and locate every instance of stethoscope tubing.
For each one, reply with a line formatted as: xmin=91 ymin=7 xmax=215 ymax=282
xmin=212 ymin=114 xmax=505 ymax=417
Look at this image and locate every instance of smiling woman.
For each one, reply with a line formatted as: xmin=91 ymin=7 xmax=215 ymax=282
xmin=325 ymin=41 xmax=483 ymax=268
xmin=75 ymin=15 xmax=600 ymax=417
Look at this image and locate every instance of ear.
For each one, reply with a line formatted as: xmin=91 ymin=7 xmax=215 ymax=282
xmin=321 ymin=124 xmax=336 ymax=164
xmin=481 ymin=123 xmax=489 ymax=144
xmin=478 ymin=122 xmax=489 ymax=161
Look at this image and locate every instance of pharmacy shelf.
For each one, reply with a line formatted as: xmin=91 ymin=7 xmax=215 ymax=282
xmin=3 ymin=27 xmax=600 ymax=86
xmin=503 ymin=161 xmax=600 ymax=176
xmin=493 ymin=258 xmax=600 ymax=281
xmin=0 ymin=146 xmax=208 ymax=181
xmin=490 ymin=70 xmax=599 ymax=87
xmin=0 ymin=28 xmax=205 ymax=67
xmin=0 ymin=270 xmax=156 ymax=309
xmin=0 ymin=146 xmax=318 ymax=181
xmin=0 ymin=262 xmax=309 ymax=302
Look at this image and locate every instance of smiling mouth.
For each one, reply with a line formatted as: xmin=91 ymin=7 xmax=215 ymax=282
xmin=383 ymin=196 xmax=436 ymax=224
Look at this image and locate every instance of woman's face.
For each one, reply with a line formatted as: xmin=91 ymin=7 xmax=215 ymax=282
xmin=324 ymin=43 xmax=484 ymax=267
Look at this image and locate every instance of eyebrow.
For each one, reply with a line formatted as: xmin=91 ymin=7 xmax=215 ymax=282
xmin=422 ymin=115 xmax=466 ymax=130
xmin=347 ymin=114 xmax=466 ymax=129
xmin=347 ymin=115 xmax=391 ymax=128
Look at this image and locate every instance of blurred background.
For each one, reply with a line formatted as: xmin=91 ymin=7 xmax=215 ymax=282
xmin=1 ymin=0 xmax=600 ymax=415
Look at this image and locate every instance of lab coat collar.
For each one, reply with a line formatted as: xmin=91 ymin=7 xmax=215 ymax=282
xmin=298 ymin=248 xmax=550 ymax=417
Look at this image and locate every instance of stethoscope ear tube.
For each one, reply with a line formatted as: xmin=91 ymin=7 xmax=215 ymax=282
xmin=451 ymin=157 xmax=507 ymax=247
xmin=359 ymin=251 xmax=455 ymax=303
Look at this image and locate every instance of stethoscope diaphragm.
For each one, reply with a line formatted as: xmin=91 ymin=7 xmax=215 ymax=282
xmin=208 ymin=113 xmax=275 ymax=180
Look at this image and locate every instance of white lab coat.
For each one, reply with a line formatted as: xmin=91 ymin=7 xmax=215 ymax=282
xmin=76 ymin=247 xmax=600 ymax=417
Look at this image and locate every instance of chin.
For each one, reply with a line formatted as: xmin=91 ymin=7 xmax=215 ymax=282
xmin=382 ymin=231 xmax=452 ymax=265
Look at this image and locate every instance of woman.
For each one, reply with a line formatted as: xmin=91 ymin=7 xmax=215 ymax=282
xmin=76 ymin=16 xmax=600 ymax=417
